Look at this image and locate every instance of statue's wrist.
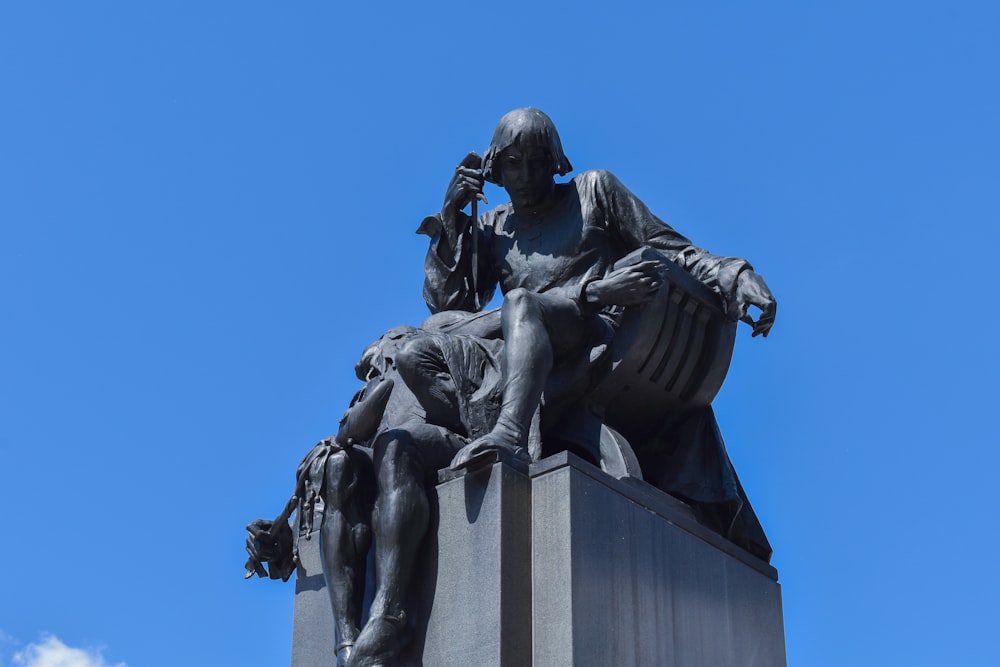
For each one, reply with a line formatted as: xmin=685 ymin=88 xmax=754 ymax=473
xmin=581 ymin=279 xmax=604 ymax=310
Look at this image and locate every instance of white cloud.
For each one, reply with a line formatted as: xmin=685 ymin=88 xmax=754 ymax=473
xmin=11 ymin=635 xmax=125 ymax=667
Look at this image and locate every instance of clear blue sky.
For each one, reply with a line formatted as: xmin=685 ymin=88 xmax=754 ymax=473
xmin=1 ymin=2 xmax=998 ymax=666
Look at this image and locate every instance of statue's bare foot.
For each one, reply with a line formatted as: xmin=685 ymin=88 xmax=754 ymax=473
xmin=450 ymin=431 xmax=530 ymax=473
xmin=347 ymin=613 xmax=410 ymax=667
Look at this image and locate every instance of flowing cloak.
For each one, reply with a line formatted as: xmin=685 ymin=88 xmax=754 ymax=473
xmin=417 ymin=170 xmax=773 ymax=561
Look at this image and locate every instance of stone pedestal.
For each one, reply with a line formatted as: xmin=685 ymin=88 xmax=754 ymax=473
xmin=419 ymin=462 xmax=532 ymax=665
xmin=291 ymin=453 xmax=785 ymax=666
xmin=291 ymin=462 xmax=532 ymax=667
xmin=291 ymin=528 xmax=339 ymax=667
xmin=531 ymin=453 xmax=785 ymax=666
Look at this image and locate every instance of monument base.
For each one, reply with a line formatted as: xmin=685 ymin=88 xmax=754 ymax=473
xmin=292 ymin=453 xmax=785 ymax=666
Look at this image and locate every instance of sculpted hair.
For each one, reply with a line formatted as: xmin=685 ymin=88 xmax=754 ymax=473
xmin=482 ymin=108 xmax=573 ymax=185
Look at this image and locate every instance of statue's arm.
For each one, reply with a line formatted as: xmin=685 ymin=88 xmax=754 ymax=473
xmin=417 ymin=212 xmax=497 ymax=313
xmin=593 ymin=170 xmax=775 ymax=332
xmin=417 ymin=153 xmax=497 ymax=313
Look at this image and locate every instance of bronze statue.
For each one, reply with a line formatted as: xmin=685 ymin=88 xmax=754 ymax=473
xmin=420 ymin=108 xmax=774 ymax=469
xmin=246 ymin=108 xmax=777 ymax=666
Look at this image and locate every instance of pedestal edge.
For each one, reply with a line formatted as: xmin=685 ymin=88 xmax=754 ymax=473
xmin=529 ymin=451 xmax=778 ymax=580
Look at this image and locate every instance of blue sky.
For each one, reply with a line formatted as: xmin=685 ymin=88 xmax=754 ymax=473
xmin=1 ymin=2 xmax=998 ymax=666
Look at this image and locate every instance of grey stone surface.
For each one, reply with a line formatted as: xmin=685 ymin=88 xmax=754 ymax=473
xmin=531 ymin=453 xmax=785 ymax=667
xmin=419 ymin=462 xmax=532 ymax=666
xmin=291 ymin=531 xmax=338 ymax=667
xmin=291 ymin=454 xmax=784 ymax=666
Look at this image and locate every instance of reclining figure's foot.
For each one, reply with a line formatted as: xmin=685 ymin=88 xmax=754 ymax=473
xmin=336 ymin=642 xmax=353 ymax=667
xmin=347 ymin=613 xmax=410 ymax=667
xmin=450 ymin=429 xmax=530 ymax=474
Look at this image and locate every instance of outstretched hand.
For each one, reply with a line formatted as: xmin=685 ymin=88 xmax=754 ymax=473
xmin=244 ymin=495 xmax=297 ymax=582
xmin=585 ymin=261 xmax=663 ymax=307
xmin=734 ymin=270 xmax=777 ymax=337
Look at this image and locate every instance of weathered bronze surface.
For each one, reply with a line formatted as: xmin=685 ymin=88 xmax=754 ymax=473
xmin=246 ymin=108 xmax=777 ymax=667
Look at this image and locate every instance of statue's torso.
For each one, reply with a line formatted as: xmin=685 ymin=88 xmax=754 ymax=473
xmin=486 ymin=174 xmax=623 ymax=296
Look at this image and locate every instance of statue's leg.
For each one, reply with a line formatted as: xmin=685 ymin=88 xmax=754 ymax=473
xmin=351 ymin=425 xmax=462 ymax=665
xmin=453 ymin=288 xmax=584 ymax=466
xmin=395 ymin=336 xmax=464 ymax=435
xmin=320 ymin=447 xmax=374 ymax=660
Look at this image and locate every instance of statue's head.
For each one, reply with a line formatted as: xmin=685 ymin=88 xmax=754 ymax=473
xmin=355 ymin=325 xmax=418 ymax=381
xmin=482 ymin=108 xmax=573 ymax=187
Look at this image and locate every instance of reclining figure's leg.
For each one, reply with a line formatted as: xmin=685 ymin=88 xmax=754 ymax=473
xmin=350 ymin=423 xmax=465 ymax=667
xmin=349 ymin=428 xmax=427 ymax=665
xmin=320 ymin=447 xmax=373 ymax=663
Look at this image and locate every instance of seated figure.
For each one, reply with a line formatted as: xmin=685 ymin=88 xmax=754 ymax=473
xmin=418 ymin=107 xmax=777 ymax=557
xmin=246 ymin=107 xmax=779 ymax=666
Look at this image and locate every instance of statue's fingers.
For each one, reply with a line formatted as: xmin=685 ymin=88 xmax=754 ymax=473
xmin=246 ymin=541 xmax=268 ymax=568
xmin=755 ymin=309 xmax=776 ymax=337
xmin=459 ymin=150 xmax=482 ymax=169
xmin=612 ymin=263 xmax=641 ymax=278
xmin=244 ymin=556 xmax=266 ymax=579
xmin=752 ymin=319 xmax=773 ymax=337
xmin=245 ymin=541 xmax=259 ymax=560
xmin=457 ymin=167 xmax=483 ymax=181
xmin=460 ymin=180 xmax=485 ymax=200
xmin=633 ymin=260 xmax=661 ymax=276
xmin=623 ymin=266 xmax=650 ymax=283
xmin=450 ymin=444 xmax=477 ymax=469
xmin=246 ymin=519 xmax=273 ymax=536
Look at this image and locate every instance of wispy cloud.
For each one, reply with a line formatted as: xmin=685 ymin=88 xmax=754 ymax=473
xmin=11 ymin=635 xmax=125 ymax=667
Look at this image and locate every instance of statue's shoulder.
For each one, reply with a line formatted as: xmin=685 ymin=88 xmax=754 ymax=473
xmin=569 ymin=170 xmax=628 ymax=202
xmin=571 ymin=169 xmax=622 ymax=190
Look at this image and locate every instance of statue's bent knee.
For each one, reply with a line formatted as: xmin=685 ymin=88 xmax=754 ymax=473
xmin=503 ymin=287 xmax=536 ymax=312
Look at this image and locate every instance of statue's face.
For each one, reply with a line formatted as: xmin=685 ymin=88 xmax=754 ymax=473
xmin=499 ymin=145 xmax=555 ymax=210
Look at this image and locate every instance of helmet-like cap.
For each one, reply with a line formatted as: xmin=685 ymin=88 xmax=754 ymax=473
xmin=482 ymin=108 xmax=573 ymax=185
